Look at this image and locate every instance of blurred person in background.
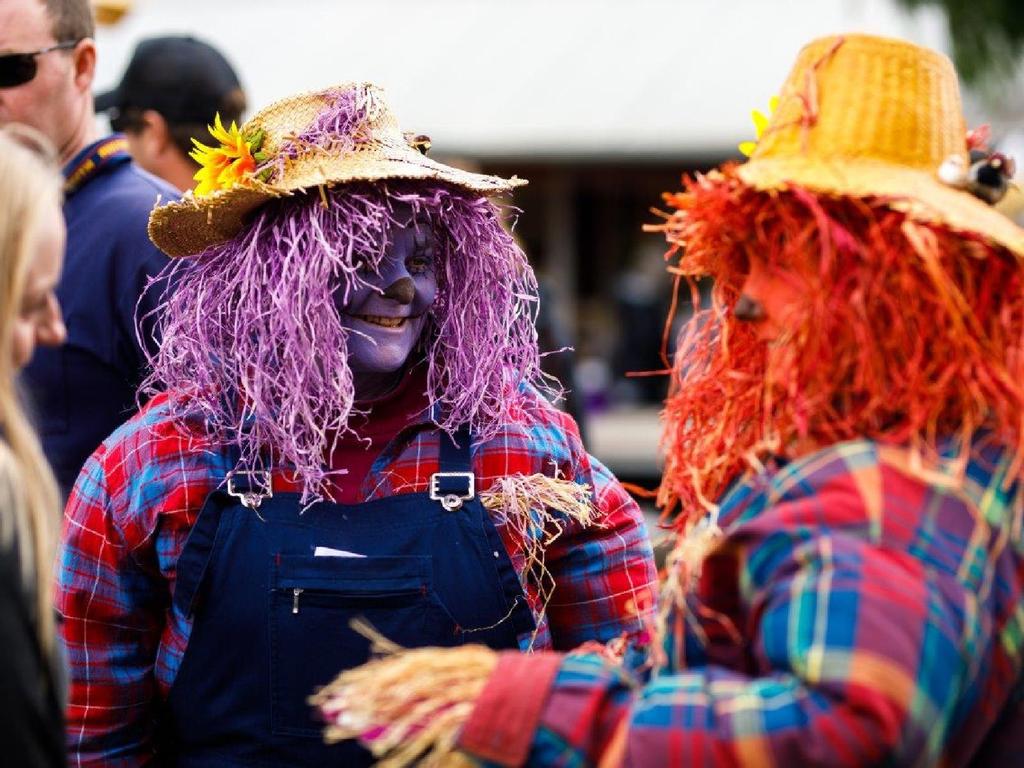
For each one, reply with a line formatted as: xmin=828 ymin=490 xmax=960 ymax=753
xmin=0 ymin=0 xmax=177 ymax=497
xmin=0 ymin=124 xmax=69 ymax=768
xmin=611 ymin=242 xmax=673 ymax=405
xmin=535 ymin=278 xmax=589 ymax=442
xmin=95 ymin=34 xmax=246 ymax=193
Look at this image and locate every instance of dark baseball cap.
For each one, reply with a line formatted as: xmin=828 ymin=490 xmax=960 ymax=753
xmin=95 ymin=35 xmax=244 ymax=126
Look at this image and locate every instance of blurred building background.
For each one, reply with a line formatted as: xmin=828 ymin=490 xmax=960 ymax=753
xmin=91 ymin=0 xmax=1024 ymax=512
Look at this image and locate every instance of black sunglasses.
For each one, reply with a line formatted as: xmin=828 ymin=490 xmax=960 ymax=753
xmin=0 ymin=40 xmax=80 ymax=88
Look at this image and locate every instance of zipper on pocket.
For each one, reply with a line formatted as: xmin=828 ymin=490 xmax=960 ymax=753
xmin=283 ymin=584 xmax=426 ymax=616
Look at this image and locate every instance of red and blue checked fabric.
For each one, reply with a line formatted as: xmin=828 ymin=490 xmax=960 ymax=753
xmin=460 ymin=438 xmax=1024 ymax=767
xmin=56 ymin=387 xmax=657 ymax=767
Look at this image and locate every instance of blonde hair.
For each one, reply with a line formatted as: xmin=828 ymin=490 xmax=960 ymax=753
xmin=0 ymin=125 xmax=63 ymax=650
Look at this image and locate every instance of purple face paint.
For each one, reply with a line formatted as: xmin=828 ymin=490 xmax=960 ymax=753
xmin=141 ymin=182 xmax=548 ymax=504
xmin=339 ymin=206 xmax=438 ymax=398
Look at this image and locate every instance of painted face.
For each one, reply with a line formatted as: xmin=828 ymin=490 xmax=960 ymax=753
xmin=12 ymin=194 xmax=66 ymax=369
xmin=733 ymin=253 xmax=809 ymax=342
xmin=337 ymin=208 xmax=438 ymax=390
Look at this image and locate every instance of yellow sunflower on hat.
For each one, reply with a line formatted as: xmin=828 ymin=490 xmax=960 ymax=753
xmin=190 ymin=114 xmax=266 ymax=196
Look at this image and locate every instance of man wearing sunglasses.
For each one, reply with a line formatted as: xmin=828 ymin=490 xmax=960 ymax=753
xmin=0 ymin=0 xmax=177 ymax=497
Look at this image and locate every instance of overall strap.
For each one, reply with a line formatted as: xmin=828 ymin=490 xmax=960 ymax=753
xmin=438 ymin=425 xmax=537 ymax=639
xmin=221 ymin=421 xmax=274 ymax=511
xmin=439 ymin=424 xmax=472 ymax=473
xmin=430 ymin=425 xmax=474 ymax=512
xmin=172 ymin=491 xmax=230 ymax=618
xmin=174 ymin=449 xmax=272 ymax=617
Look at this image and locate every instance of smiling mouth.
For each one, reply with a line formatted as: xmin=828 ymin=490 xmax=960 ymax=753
xmin=352 ymin=314 xmax=409 ymax=328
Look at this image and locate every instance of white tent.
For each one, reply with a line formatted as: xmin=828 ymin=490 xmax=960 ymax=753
xmin=94 ymin=0 xmax=952 ymax=160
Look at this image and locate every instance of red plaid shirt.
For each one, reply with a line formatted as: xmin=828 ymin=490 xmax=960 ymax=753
xmin=56 ymin=386 xmax=657 ymax=766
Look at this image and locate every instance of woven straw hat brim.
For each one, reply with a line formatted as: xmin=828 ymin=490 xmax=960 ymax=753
xmin=738 ymin=157 xmax=1024 ymax=259
xmin=149 ymin=153 xmax=525 ymax=259
xmin=996 ymin=184 xmax=1024 ymax=224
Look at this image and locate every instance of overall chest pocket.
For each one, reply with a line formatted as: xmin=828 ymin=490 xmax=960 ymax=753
xmin=269 ymin=554 xmax=456 ymax=737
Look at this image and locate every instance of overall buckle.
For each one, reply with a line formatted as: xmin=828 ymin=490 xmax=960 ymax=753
xmin=429 ymin=472 xmax=475 ymax=511
xmin=226 ymin=471 xmax=273 ymax=511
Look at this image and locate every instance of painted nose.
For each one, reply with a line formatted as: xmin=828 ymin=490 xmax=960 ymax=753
xmin=383 ymin=276 xmax=415 ymax=304
xmin=733 ymin=294 xmax=767 ymax=322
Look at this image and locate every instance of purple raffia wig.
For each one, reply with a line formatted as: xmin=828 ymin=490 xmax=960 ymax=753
xmin=142 ymin=181 xmax=543 ymax=503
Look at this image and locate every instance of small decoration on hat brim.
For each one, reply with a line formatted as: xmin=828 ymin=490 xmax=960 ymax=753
xmin=190 ymin=114 xmax=271 ymax=197
xmin=938 ymin=124 xmax=1019 ymax=206
xmin=403 ymin=132 xmax=432 ymax=155
xmin=739 ymin=95 xmax=779 ymax=158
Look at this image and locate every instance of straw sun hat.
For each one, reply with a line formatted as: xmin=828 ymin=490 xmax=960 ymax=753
xmin=736 ymin=33 xmax=1024 ymax=258
xmin=148 ymin=82 xmax=526 ymax=258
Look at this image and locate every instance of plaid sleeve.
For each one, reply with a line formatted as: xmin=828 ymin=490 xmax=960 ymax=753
xmin=56 ymin=449 xmax=165 ymax=767
xmin=462 ymin=460 xmax=1016 ymax=766
xmin=544 ymin=455 xmax=658 ymax=651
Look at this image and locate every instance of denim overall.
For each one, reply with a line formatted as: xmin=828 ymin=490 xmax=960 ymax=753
xmin=161 ymin=428 xmax=534 ymax=766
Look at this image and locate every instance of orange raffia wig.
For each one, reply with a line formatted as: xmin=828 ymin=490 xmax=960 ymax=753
xmin=650 ymin=165 xmax=1024 ymax=527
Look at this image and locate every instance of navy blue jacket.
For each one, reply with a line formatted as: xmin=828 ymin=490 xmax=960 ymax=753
xmin=21 ymin=138 xmax=178 ymax=496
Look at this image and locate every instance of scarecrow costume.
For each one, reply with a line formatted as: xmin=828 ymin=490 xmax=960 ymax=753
xmin=55 ymin=83 xmax=656 ymax=767
xmin=316 ymin=35 xmax=1024 ymax=767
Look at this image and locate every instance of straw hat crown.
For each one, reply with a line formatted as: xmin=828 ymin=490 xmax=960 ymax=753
xmin=738 ymin=34 xmax=1024 ymax=258
xmin=149 ymin=82 xmax=526 ymax=258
